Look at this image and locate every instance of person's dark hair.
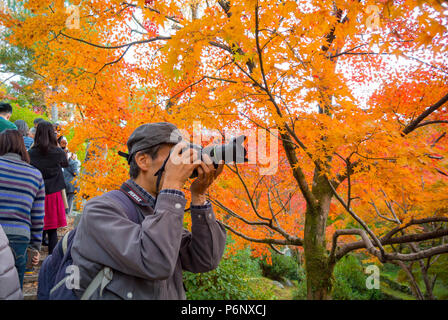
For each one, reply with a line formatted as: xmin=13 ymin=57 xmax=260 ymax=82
xmin=0 ymin=102 xmax=13 ymax=115
xmin=33 ymin=118 xmax=44 ymax=127
xmin=14 ymin=120 xmax=29 ymax=137
xmin=0 ymin=129 xmax=30 ymax=163
xmin=33 ymin=121 xmax=58 ymax=154
xmin=57 ymin=135 xmax=66 ymax=144
xmin=129 ymin=145 xmax=163 ymax=179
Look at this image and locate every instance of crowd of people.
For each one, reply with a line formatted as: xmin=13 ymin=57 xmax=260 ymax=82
xmin=0 ymin=102 xmax=80 ymax=298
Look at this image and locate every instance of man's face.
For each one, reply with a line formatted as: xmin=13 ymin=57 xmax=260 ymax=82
xmin=60 ymin=139 xmax=68 ymax=149
xmin=136 ymin=144 xmax=175 ymax=194
xmin=148 ymin=144 xmax=172 ymax=174
xmin=0 ymin=112 xmax=12 ymax=120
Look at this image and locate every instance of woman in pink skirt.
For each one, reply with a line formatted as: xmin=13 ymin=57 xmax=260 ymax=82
xmin=29 ymin=121 xmax=68 ymax=254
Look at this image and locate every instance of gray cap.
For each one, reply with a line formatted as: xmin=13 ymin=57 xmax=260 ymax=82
xmin=119 ymin=122 xmax=183 ymax=163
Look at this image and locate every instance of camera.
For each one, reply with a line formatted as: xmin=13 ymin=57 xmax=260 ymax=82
xmin=184 ymin=135 xmax=248 ymax=178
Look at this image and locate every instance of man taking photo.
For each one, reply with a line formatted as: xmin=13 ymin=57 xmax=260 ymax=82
xmin=71 ymin=122 xmax=227 ymax=299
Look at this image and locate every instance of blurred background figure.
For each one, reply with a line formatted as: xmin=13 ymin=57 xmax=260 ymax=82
xmin=29 ymin=127 xmax=36 ymax=140
xmin=57 ymin=136 xmax=68 ymax=153
xmin=0 ymin=130 xmax=44 ymax=287
xmin=63 ymin=151 xmax=80 ymax=215
xmin=33 ymin=118 xmax=44 ymax=129
xmin=53 ymin=122 xmax=62 ymax=141
xmin=14 ymin=120 xmax=34 ymax=150
xmin=57 ymin=135 xmax=70 ymax=214
xmin=0 ymin=102 xmax=17 ymax=133
xmin=28 ymin=121 xmax=68 ymax=255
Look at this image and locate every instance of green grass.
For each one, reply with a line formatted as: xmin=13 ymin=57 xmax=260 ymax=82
xmin=381 ymin=284 xmax=416 ymax=300
xmin=246 ymin=277 xmax=297 ymax=300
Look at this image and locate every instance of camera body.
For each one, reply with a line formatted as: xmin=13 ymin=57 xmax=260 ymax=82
xmin=185 ymin=135 xmax=248 ymax=178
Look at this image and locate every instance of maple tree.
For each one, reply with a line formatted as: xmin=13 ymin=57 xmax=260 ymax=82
xmin=1 ymin=0 xmax=448 ymax=299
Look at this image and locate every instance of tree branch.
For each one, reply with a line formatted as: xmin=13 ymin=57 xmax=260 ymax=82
xmin=336 ymin=227 xmax=448 ymax=260
xmin=416 ymin=120 xmax=448 ymax=128
xmin=402 ymin=93 xmax=448 ymax=135
xmin=327 ymin=179 xmax=387 ymax=260
xmin=333 ymin=228 xmax=448 ymax=262
xmin=222 ymin=222 xmax=303 ymax=246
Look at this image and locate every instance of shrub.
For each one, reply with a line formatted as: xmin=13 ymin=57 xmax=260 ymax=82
xmin=260 ymin=250 xmax=301 ymax=281
xmin=331 ymin=255 xmax=384 ymax=300
xmin=183 ymin=245 xmax=273 ymax=300
xmin=293 ymin=255 xmax=385 ymax=300
xmin=10 ymin=103 xmax=48 ymax=128
xmin=292 ymin=265 xmax=307 ymax=300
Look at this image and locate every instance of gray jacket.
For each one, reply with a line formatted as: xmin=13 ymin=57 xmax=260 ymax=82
xmin=71 ymin=187 xmax=227 ymax=300
xmin=0 ymin=225 xmax=23 ymax=300
xmin=63 ymin=158 xmax=80 ymax=194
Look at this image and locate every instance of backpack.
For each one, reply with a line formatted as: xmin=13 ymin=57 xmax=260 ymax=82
xmin=37 ymin=189 xmax=142 ymax=300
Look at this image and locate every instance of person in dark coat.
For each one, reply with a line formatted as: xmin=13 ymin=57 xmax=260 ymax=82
xmin=28 ymin=121 xmax=68 ymax=255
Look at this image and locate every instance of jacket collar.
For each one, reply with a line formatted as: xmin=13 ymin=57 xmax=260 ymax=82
xmin=1 ymin=153 xmax=22 ymax=161
xmin=121 ymin=179 xmax=156 ymax=210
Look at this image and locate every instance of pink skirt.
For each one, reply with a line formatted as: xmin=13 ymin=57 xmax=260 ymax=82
xmin=44 ymin=191 xmax=67 ymax=230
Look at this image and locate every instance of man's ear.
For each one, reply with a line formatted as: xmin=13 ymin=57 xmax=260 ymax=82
xmin=134 ymin=152 xmax=151 ymax=173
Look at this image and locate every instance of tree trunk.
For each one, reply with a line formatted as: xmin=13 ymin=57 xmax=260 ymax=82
xmin=51 ymin=103 xmax=58 ymax=122
xmin=304 ymin=172 xmax=334 ymax=299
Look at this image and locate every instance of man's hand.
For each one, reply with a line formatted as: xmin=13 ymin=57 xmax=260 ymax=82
xmin=161 ymin=142 xmax=201 ymax=191
xmin=190 ymin=155 xmax=224 ymax=205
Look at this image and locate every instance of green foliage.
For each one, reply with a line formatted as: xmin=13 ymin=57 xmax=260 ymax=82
xmin=0 ymin=43 xmax=35 ymax=81
xmin=429 ymin=255 xmax=448 ymax=299
xmin=331 ymin=255 xmax=384 ymax=300
xmin=293 ymin=255 xmax=387 ymax=300
xmin=260 ymin=250 xmax=301 ymax=281
xmin=0 ymin=38 xmax=44 ymax=107
xmin=183 ymin=245 xmax=274 ymax=300
xmin=424 ymin=254 xmax=448 ymax=285
xmin=10 ymin=103 xmax=48 ymax=128
xmin=395 ymin=254 xmax=448 ymax=300
xmin=292 ymin=265 xmax=307 ymax=300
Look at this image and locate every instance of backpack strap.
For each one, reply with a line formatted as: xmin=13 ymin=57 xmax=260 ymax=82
xmin=49 ymin=276 xmax=69 ymax=296
xmin=62 ymin=232 xmax=69 ymax=255
xmin=78 ymin=188 xmax=143 ymax=300
xmin=106 ymin=189 xmax=142 ymax=224
xmin=80 ymin=267 xmax=113 ymax=300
